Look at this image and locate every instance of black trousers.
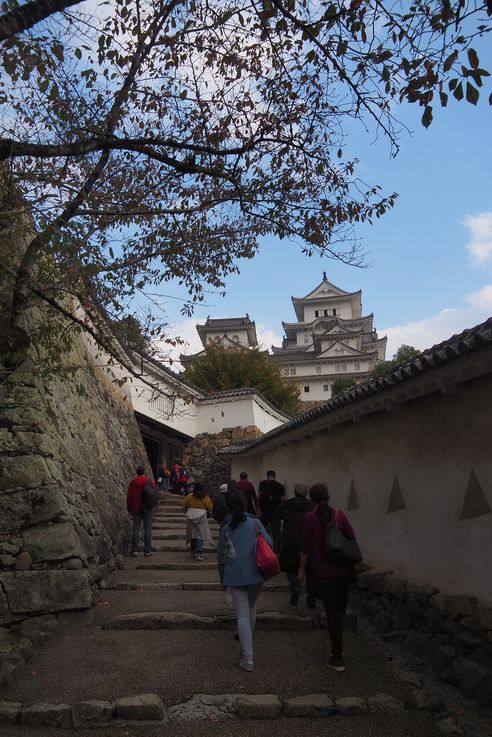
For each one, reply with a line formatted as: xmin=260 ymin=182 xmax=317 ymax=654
xmin=315 ymin=577 xmax=349 ymax=658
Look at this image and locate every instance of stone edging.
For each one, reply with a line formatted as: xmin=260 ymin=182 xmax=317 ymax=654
xmin=0 ymin=689 xmax=444 ymax=728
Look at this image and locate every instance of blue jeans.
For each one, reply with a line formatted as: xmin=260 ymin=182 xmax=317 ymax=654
xmin=131 ymin=510 xmax=153 ymax=554
xmin=191 ymin=538 xmax=203 ymax=554
xmin=230 ymin=584 xmax=263 ymax=660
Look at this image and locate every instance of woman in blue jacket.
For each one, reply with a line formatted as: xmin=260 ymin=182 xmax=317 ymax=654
xmin=217 ymin=492 xmax=272 ymax=672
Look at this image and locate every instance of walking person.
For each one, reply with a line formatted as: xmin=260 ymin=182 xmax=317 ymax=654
xmin=236 ymin=471 xmax=258 ymax=515
xmin=213 ymin=483 xmax=229 ymax=524
xmin=183 ymin=481 xmax=213 ymax=561
xmin=298 ymin=483 xmax=358 ymax=672
xmin=127 ymin=465 xmax=155 ymax=557
xmin=217 ymin=492 xmax=272 ymax=672
xmin=171 ymin=460 xmax=182 ymax=494
xmin=274 ymin=482 xmax=315 ymax=606
xmin=258 ymin=470 xmax=285 ymax=552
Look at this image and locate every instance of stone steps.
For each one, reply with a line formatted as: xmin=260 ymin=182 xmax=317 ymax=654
xmin=136 ymin=562 xmax=218 ymax=571
xmin=153 ymin=544 xmax=216 ymax=553
xmin=106 ymin=581 xmax=291 ymax=592
xmin=103 ymin=610 xmax=326 ymax=631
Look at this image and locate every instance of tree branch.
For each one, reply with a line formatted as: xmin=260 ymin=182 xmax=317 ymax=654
xmin=0 ymin=0 xmax=83 ymax=40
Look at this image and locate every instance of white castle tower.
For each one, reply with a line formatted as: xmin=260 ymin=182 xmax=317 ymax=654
xmin=269 ymin=273 xmax=387 ymax=402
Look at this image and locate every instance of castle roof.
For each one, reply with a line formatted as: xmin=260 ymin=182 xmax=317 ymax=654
xmin=196 ymin=315 xmax=258 ymax=347
xmin=291 ymin=273 xmax=361 ymax=321
xmin=221 ymin=316 xmax=492 ymax=456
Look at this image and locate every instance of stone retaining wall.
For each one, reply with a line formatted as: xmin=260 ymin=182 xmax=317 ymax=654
xmin=182 ymin=426 xmax=262 ymax=493
xmin=355 ymin=571 xmax=492 ymax=708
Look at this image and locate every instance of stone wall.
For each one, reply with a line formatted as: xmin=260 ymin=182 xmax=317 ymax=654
xmin=0 ymin=328 xmax=149 ymax=625
xmin=183 ymin=426 xmax=262 ymax=494
xmin=355 ymin=570 xmax=492 ymax=708
xmin=0 ymin=175 xmax=151 ymax=626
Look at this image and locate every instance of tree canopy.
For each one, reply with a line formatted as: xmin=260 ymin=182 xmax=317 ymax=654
xmin=184 ymin=343 xmax=301 ymax=415
xmin=371 ymin=343 xmax=421 ymax=377
xmin=331 ymin=376 xmax=357 ymax=396
xmin=0 ymin=0 xmax=490 ymax=370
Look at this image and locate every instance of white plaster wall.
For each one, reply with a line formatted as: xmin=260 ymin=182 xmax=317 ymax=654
xmin=196 ymin=396 xmax=287 ymax=435
xmin=130 ymin=374 xmax=198 ymax=438
xmin=231 ymin=373 xmax=492 ymax=603
xmin=205 ymin=328 xmax=250 ymax=347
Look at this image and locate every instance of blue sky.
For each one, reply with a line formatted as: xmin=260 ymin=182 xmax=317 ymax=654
xmin=164 ymin=82 xmax=492 ymax=362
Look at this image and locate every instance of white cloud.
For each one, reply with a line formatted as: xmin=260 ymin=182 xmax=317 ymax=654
xmin=463 ymin=212 xmax=492 ymax=264
xmin=382 ymin=284 xmax=492 ymax=358
xmin=256 ymin=325 xmax=283 ymax=353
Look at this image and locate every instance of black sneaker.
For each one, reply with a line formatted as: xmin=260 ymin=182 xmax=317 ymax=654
xmin=327 ymin=656 xmax=345 ymax=672
xmin=289 ymin=592 xmax=300 ymax=606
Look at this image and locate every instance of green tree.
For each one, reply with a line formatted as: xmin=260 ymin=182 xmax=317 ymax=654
xmin=184 ymin=344 xmax=301 ymax=415
xmin=371 ymin=344 xmax=421 ymax=377
xmin=0 ymin=1 xmax=489 ymax=370
xmin=331 ymin=377 xmax=357 ymax=397
xmin=393 ymin=345 xmax=421 ymax=364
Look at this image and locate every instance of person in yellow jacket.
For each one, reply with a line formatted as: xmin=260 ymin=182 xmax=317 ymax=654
xmin=183 ymin=482 xmax=213 ymax=560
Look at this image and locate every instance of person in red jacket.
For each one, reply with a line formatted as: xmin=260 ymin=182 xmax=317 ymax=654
xmin=127 ymin=465 xmax=155 ymax=557
xmin=299 ymin=483 xmax=357 ymax=673
xmin=236 ymin=472 xmax=258 ymax=515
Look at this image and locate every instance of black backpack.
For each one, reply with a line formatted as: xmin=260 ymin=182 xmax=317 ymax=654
xmin=142 ymin=480 xmax=159 ymax=510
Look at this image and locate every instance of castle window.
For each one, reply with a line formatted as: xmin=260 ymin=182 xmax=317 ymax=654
xmin=304 ymin=385 xmax=310 ymax=393
xmin=333 ymin=308 xmax=340 ymax=316
xmin=354 ymin=361 xmax=360 ymax=370
xmin=334 ymin=362 xmax=340 ymax=372
xmin=304 ymin=336 xmax=309 ymax=343
xmin=324 ymin=309 xmax=328 ymax=316
xmin=341 ymin=363 xmax=347 ymax=372
xmin=316 ymin=366 xmax=321 ymax=373
xmin=323 ymin=384 xmax=329 ymax=392
xmin=314 ymin=310 xmax=319 ymax=318
xmin=290 ymin=367 xmax=297 ymax=376
xmin=232 ymin=335 xmax=240 ymax=342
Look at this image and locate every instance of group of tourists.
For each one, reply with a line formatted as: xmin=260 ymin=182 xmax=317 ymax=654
xmin=127 ymin=465 xmax=359 ymax=674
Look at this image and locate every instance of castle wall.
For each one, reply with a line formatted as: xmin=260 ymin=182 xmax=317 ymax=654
xmin=231 ymin=363 xmax=492 ymax=603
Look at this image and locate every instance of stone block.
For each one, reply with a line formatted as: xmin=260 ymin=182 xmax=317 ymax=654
xmin=406 ymin=582 xmax=439 ymax=604
xmin=23 ymin=523 xmax=86 ymax=564
xmin=367 ymin=693 xmax=404 ymax=713
xmin=436 ymin=717 xmax=463 ymax=736
xmin=430 ymin=646 xmax=456 ymax=673
xmin=72 ymin=701 xmax=113 ymax=728
xmin=478 ymin=606 xmax=492 ymax=631
xmin=230 ymin=426 xmax=244 ymax=440
xmin=114 ymin=693 xmax=165 ymax=721
xmin=403 ymin=630 xmax=433 ymax=656
xmin=167 ymin=694 xmax=234 ymax=722
xmin=446 ymin=595 xmax=477 ymax=620
xmin=283 ymin=694 xmax=335 ymax=717
xmin=1 ymin=571 xmax=93 ymax=614
xmin=14 ymin=552 xmax=32 ymax=571
xmin=14 ymin=638 xmax=35 ymax=662
xmin=0 ymin=700 xmax=22 ymax=724
xmin=18 ymin=614 xmax=59 ymax=643
xmin=476 ymin=675 xmax=492 ymax=708
xmin=430 ymin=593 xmax=449 ymax=616
xmin=236 ymin=695 xmax=282 ymax=719
xmin=384 ymin=575 xmax=408 ymax=598
xmin=359 ymin=572 xmax=389 ymax=595
xmin=374 ymin=611 xmax=393 ymax=633
xmin=335 ymin=697 xmax=367 ymax=715
xmin=405 ymin=689 xmax=444 ymax=713
xmin=21 ymin=703 xmax=72 ymax=728
xmin=62 ymin=558 xmax=84 ymax=570
xmin=0 ymin=555 xmax=15 ymax=568
xmin=427 ymin=607 xmax=447 ymax=633
xmin=0 ymin=455 xmax=50 ymax=491
xmin=389 ymin=665 xmax=422 ymax=689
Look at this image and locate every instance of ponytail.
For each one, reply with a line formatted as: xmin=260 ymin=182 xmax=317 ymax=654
xmin=226 ymin=491 xmax=247 ymax=529
xmin=309 ymin=483 xmax=332 ymax=528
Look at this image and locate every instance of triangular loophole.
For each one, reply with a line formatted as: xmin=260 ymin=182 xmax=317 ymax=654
xmin=387 ymin=475 xmax=406 ymax=513
xmin=347 ymin=479 xmax=359 ymax=511
xmin=460 ymin=470 xmax=491 ymax=521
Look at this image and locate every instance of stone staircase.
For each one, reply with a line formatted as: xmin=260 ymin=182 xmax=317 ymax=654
xmin=0 ymin=494 xmax=488 ymax=736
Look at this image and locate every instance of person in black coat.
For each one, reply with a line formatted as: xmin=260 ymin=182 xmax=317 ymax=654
xmin=274 ymin=482 xmax=315 ymax=607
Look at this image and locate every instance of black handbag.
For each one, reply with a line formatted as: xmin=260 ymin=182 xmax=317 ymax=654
xmin=324 ymin=508 xmax=362 ymax=568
